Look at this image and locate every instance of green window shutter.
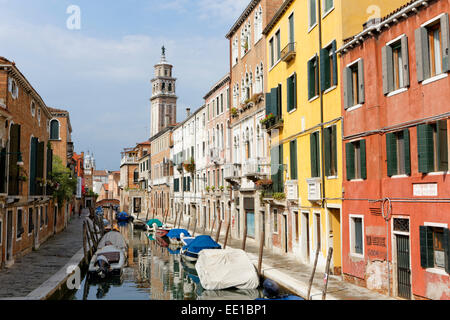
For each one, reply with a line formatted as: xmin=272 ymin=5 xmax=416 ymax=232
xmin=360 ymin=139 xmax=367 ymax=180
xmin=290 ymin=140 xmax=298 ymax=180
xmin=270 ymin=87 xmax=278 ymax=116
xmin=332 ymin=125 xmax=338 ymax=176
xmin=403 ymin=129 xmax=411 ymax=176
xmin=441 ymin=13 xmax=450 ymax=72
xmin=277 ymin=84 xmax=282 ymax=116
xmin=37 ymin=141 xmax=45 ymax=195
xmin=332 ymin=40 xmax=338 ymax=86
xmin=310 ymin=133 xmax=318 ymax=178
xmin=293 ymin=72 xmax=297 ymax=109
xmin=420 ymin=226 xmax=433 ymax=268
xmin=30 ymin=137 xmax=38 ymax=196
xmin=345 ymin=142 xmax=355 ymax=181
xmin=357 ymin=59 xmax=365 ymax=104
xmin=386 ymin=133 xmax=398 ymax=177
xmin=271 ymin=147 xmax=278 ymax=193
xmin=401 ymin=35 xmax=410 ymax=87
xmin=343 ymin=67 xmax=352 ymax=109
xmin=382 ymin=45 xmax=394 ymax=95
xmin=324 ymin=127 xmax=331 ymax=177
xmin=264 ymin=92 xmax=271 ymax=114
xmin=417 ymin=124 xmax=434 ymax=173
xmin=320 ymin=47 xmax=330 ymax=92
xmin=415 ymin=27 xmax=430 ymax=82
xmin=287 ymin=77 xmax=292 ymax=112
xmin=8 ymin=124 xmax=20 ymax=196
xmin=308 ymin=59 xmax=314 ymax=100
xmin=437 ymin=120 xmax=448 ymax=172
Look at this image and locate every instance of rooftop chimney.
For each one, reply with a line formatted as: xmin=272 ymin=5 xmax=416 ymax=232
xmin=186 ymin=108 xmax=191 ymax=117
xmin=363 ymin=18 xmax=381 ymax=30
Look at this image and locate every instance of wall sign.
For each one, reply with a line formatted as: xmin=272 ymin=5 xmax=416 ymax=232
xmin=413 ymin=183 xmax=438 ymax=197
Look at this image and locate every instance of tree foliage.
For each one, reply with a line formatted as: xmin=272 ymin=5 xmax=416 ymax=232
xmin=50 ymin=155 xmax=77 ymax=206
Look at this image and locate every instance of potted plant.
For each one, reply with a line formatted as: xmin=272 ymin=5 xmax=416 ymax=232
xmin=219 ymin=186 xmax=224 ymax=192
xmin=273 ymin=192 xmax=286 ymax=201
xmin=205 ymin=186 xmax=210 ymax=192
xmin=211 ymin=186 xmax=216 ymax=192
xmin=255 ymin=179 xmax=273 ymax=189
xmin=183 ymin=157 xmax=196 ymax=175
xmin=231 ymin=107 xmax=238 ymax=117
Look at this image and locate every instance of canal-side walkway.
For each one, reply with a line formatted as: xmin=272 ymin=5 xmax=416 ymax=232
xmin=173 ymin=221 xmax=395 ymax=300
xmin=0 ymin=216 xmax=84 ymax=299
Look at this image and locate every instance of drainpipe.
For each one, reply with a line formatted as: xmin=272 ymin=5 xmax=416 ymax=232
xmin=381 ymin=198 xmax=392 ymax=297
xmin=317 ymin=0 xmax=326 ymax=210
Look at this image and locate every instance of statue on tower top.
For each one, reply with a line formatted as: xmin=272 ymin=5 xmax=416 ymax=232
xmin=162 ymin=45 xmax=165 ymax=56
xmin=160 ymin=45 xmax=167 ymax=63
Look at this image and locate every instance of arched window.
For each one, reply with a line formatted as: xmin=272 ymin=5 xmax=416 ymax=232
xmin=50 ymin=119 xmax=60 ymax=140
xmin=232 ymin=37 xmax=239 ymax=66
xmin=254 ymin=6 xmax=263 ymax=44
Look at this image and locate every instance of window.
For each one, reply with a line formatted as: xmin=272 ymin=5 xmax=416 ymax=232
xmin=417 ymin=120 xmax=448 ymax=173
xmin=350 ymin=216 xmax=364 ymax=255
xmin=273 ymin=209 xmax=278 ymax=233
xmin=133 ymin=169 xmax=139 ymax=183
xmin=8 ymin=78 xmax=19 ymax=99
xmin=294 ymin=211 xmax=299 ymax=241
xmin=415 ymin=14 xmax=449 ymax=81
xmin=17 ymin=209 xmax=23 ymax=239
xmin=269 ymin=38 xmax=275 ymax=67
xmin=346 ymin=139 xmax=367 ymax=180
xmin=289 ymin=13 xmax=295 ymax=44
xmin=310 ymin=131 xmax=320 ymax=178
xmin=290 ymin=139 xmax=298 ymax=180
xmin=323 ymin=0 xmax=334 ymax=15
xmin=386 ymin=129 xmax=411 ymax=176
xmin=50 ymin=120 xmax=60 ymax=140
xmin=287 ymin=73 xmax=297 ymax=112
xmin=344 ymin=59 xmax=365 ymax=108
xmin=420 ymin=225 xmax=449 ymax=272
xmin=45 ymin=206 xmax=48 ymax=225
xmin=276 ymin=30 xmax=281 ymax=61
xmin=241 ymin=21 xmax=251 ymax=56
xmin=320 ymin=40 xmax=338 ymax=92
xmin=0 ymin=147 xmax=6 ymax=194
xmin=28 ymin=208 xmax=33 ymax=234
xmin=31 ymin=101 xmax=36 ymax=117
xmin=308 ymin=55 xmax=319 ymax=100
xmin=254 ymin=6 xmax=263 ymax=44
xmin=382 ymin=36 xmax=410 ymax=94
xmin=232 ymin=37 xmax=239 ymax=66
xmin=324 ymin=125 xmax=338 ymax=177
xmin=309 ymin=0 xmax=317 ymax=28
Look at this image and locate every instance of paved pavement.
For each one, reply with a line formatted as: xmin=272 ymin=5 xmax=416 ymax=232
xmin=169 ymin=218 xmax=394 ymax=300
xmin=0 ymin=215 xmax=85 ymax=299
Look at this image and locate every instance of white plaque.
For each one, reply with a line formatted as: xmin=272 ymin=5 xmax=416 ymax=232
xmin=413 ymin=183 xmax=438 ymax=197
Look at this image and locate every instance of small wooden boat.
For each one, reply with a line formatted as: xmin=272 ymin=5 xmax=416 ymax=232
xmin=180 ymin=235 xmax=221 ymax=263
xmin=166 ymin=229 xmax=192 ymax=246
xmin=156 ymin=226 xmax=171 ymax=238
xmin=88 ymin=245 xmax=126 ymax=280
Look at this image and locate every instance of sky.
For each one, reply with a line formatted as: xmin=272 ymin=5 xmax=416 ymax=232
xmin=0 ymin=0 xmax=249 ymax=170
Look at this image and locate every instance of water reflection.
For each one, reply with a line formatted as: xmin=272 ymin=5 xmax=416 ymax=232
xmin=68 ymin=223 xmax=264 ymax=300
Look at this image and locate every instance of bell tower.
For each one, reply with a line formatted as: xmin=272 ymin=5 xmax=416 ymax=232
xmin=150 ymin=46 xmax=177 ymax=137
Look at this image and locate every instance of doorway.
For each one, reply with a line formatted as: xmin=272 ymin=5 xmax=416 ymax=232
xmin=283 ymin=214 xmax=288 ymax=253
xmin=329 ymin=208 xmax=342 ymax=275
xmin=246 ymin=211 xmax=255 ymax=238
xmin=6 ymin=210 xmax=13 ymax=262
xmin=396 ymin=234 xmax=412 ymax=299
xmin=301 ymin=212 xmax=310 ymax=262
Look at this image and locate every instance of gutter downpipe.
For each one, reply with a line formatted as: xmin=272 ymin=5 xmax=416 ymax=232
xmin=318 ymin=0 xmax=326 ymax=211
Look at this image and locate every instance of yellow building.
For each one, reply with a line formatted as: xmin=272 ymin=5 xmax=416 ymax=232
xmin=262 ymin=0 xmax=409 ymax=273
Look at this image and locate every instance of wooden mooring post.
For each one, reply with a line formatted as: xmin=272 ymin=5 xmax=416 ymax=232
xmin=241 ymin=220 xmax=247 ymax=251
xmin=307 ymin=244 xmax=321 ymax=300
xmin=209 ymin=215 xmax=216 ymax=237
xmin=257 ymin=227 xmax=265 ymax=276
xmin=215 ymin=219 xmax=222 ymax=243
xmin=223 ymin=222 xmax=231 ymax=249
xmin=192 ymin=214 xmax=198 ymax=237
xmin=82 ymin=221 xmax=88 ymax=265
xmin=322 ymin=247 xmax=333 ymax=300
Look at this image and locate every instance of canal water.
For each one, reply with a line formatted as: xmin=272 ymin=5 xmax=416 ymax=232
xmin=66 ymin=222 xmax=267 ymax=300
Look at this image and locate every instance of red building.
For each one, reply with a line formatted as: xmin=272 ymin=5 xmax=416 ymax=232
xmin=339 ymin=0 xmax=449 ymax=300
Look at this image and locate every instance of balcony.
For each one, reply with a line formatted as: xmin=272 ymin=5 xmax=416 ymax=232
xmin=280 ymin=42 xmax=296 ymax=62
xmin=224 ymin=163 xmax=241 ymax=180
xmin=261 ymin=115 xmax=283 ymax=131
xmin=307 ymin=178 xmax=322 ymax=202
xmin=285 ymin=180 xmax=299 ymax=201
xmin=209 ymin=147 xmax=221 ymax=165
xmin=242 ymin=159 xmax=270 ymax=182
xmin=121 ymin=156 xmax=138 ymax=166
xmin=152 ymin=176 xmax=169 ymax=186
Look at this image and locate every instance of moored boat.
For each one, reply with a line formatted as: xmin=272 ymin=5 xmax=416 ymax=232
xmin=166 ymin=228 xmax=191 ymax=246
xmin=88 ymin=244 xmax=126 ymax=280
xmin=180 ymin=235 xmax=221 ymax=263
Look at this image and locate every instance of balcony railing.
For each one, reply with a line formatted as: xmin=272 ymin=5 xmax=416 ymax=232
xmin=121 ymin=156 xmax=138 ymax=166
xmin=209 ymin=147 xmax=221 ymax=164
xmin=224 ymin=163 xmax=242 ymax=180
xmin=242 ymin=159 xmax=271 ymax=179
xmin=262 ymin=115 xmax=283 ymax=131
xmin=280 ymin=42 xmax=296 ymax=62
